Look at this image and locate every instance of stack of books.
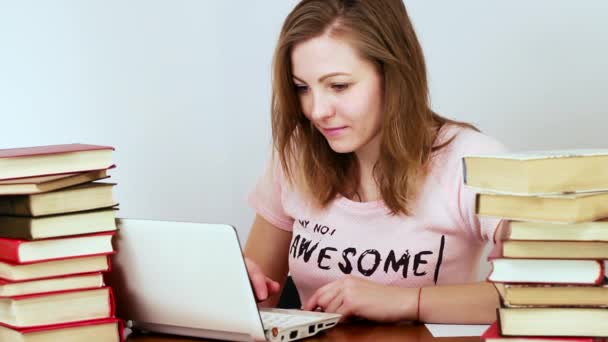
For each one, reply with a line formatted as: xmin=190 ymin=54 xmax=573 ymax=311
xmin=0 ymin=144 xmax=123 ymax=341
xmin=463 ymin=150 xmax=608 ymax=340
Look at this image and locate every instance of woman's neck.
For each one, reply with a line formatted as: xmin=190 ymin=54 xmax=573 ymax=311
xmin=354 ymin=134 xmax=382 ymax=202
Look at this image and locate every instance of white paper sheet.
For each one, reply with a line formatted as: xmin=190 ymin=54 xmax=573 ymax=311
xmin=425 ymin=324 xmax=489 ymax=337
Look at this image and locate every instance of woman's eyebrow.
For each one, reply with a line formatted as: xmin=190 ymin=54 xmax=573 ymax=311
xmin=292 ymin=72 xmax=351 ymax=83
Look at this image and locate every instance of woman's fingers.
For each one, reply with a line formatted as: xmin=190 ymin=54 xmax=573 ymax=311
xmin=315 ymin=285 xmax=341 ymax=311
xmin=303 ymin=280 xmax=340 ymax=311
xmin=245 ymin=258 xmax=271 ymax=301
xmin=265 ymin=277 xmax=281 ymax=295
xmin=251 ymin=272 xmax=270 ymax=301
xmin=323 ymin=291 xmax=344 ymax=314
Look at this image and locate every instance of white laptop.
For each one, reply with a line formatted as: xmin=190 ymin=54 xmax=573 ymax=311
xmin=106 ymin=218 xmax=341 ymax=342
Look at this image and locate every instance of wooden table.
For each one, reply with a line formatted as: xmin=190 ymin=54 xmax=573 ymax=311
xmin=126 ymin=322 xmax=482 ymax=342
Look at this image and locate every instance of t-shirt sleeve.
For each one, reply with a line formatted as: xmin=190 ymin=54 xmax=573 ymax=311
xmin=454 ymin=130 xmax=508 ymax=244
xmin=247 ymin=156 xmax=295 ymax=231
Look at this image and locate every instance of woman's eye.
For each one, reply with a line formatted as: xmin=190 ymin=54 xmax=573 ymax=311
xmin=295 ymin=85 xmax=309 ymax=94
xmin=332 ymin=83 xmax=349 ymax=91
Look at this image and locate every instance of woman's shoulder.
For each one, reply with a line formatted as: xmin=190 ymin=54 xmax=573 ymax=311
xmin=428 ymin=123 xmax=507 ymax=178
xmin=435 ymin=123 xmax=507 ymax=159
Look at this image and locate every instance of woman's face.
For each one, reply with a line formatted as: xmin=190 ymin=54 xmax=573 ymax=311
xmin=291 ymin=34 xmax=383 ymax=155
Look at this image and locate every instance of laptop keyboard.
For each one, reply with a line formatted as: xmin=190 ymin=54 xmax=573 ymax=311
xmin=260 ymin=311 xmax=321 ymax=328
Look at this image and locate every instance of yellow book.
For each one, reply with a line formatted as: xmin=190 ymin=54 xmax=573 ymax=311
xmin=0 ymin=255 xmax=110 ymax=282
xmin=0 ymin=318 xmax=121 ymax=342
xmin=495 ymin=283 xmax=608 ymax=307
xmin=0 ymin=169 xmax=109 ymax=195
xmin=502 ymin=240 xmax=608 ymax=259
xmin=0 ymin=182 xmax=117 ymax=217
xmin=0 ymin=287 xmax=113 ymax=327
xmin=499 ymin=307 xmax=608 ymax=337
xmin=476 ymin=191 xmax=608 ymax=223
xmin=506 ymin=220 xmax=608 ymax=241
xmin=0 ymin=273 xmax=103 ymax=297
xmin=0 ymin=144 xmax=113 ymax=181
xmin=0 ymin=208 xmax=117 ymax=240
xmin=463 ymin=149 xmax=608 ymax=195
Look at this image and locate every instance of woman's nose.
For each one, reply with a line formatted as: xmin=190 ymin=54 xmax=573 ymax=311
xmin=310 ymin=92 xmax=335 ymax=121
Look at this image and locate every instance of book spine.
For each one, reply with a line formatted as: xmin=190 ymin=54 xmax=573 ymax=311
xmin=0 ymin=239 xmax=21 ymax=263
xmin=0 ymin=197 xmax=31 ymax=216
xmin=595 ymin=260 xmax=605 ymax=285
xmin=462 ymin=158 xmax=469 ymax=185
xmin=106 ymin=255 xmax=112 ymax=273
xmin=496 ymin=307 xmax=504 ymax=336
xmin=0 ymin=218 xmax=32 ymax=240
xmin=107 ymin=286 xmax=115 ymax=317
xmin=118 ymin=319 xmax=125 ymax=342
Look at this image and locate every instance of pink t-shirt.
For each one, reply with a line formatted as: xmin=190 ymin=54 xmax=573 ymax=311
xmin=248 ymin=124 xmax=507 ymax=304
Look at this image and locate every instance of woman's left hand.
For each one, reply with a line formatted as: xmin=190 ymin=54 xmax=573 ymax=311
xmin=302 ymin=275 xmax=419 ymax=323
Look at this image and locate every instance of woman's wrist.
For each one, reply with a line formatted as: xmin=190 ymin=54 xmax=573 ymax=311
xmin=395 ymin=286 xmax=422 ymax=322
xmin=417 ymin=287 xmax=423 ymax=322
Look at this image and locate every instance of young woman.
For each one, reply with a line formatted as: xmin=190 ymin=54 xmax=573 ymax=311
xmin=244 ymin=0 xmax=506 ymax=324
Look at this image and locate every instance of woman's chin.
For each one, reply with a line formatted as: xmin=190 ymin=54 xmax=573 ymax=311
xmin=327 ymin=141 xmax=357 ymax=154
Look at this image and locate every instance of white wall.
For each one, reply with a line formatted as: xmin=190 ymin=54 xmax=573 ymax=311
xmin=1 ymin=1 xmax=607 ymax=248
xmin=408 ymin=1 xmax=608 ymax=150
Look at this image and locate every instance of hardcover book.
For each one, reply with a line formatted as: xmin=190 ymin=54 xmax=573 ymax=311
xmin=476 ymin=191 xmax=608 ymax=223
xmin=0 ymin=232 xmax=115 ymax=264
xmin=505 ymin=220 xmax=608 ymax=241
xmin=482 ymin=321 xmax=597 ymax=342
xmin=0 ymin=318 xmax=123 ymax=342
xmin=502 ymin=240 xmax=608 ymax=259
xmin=0 ymin=144 xmax=114 ymax=181
xmin=494 ymin=282 xmax=608 ymax=307
xmin=463 ymin=150 xmax=608 ymax=195
xmin=0 ymin=273 xmax=104 ymax=297
xmin=0 ymin=182 xmax=117 ymax=217
xmin=0 ymin=255 xmax=111 ymax=282
xmin=0 ymin=208 xmax=117 ymax=240
xmin=0 ymin=287 xmax=114 ymax=328
xmin=488 ymin=258 xmax=605 ymax=285
xmin=0 ymin=168 xmax=111 ymax=195
xmin=499 ymin=307 xmax=608 ymax=337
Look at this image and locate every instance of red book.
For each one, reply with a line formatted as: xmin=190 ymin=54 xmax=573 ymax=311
xmin=482 ymin=321 xmax=597 ymax=342
xmin=0 ymin=287 xmax=115 ymax=328
xmin=0 ymin=232 xmax=115 ymax=264
xmin=0 ymin=143 xmax=114 ymax=181
xmin=0 ymin=255 xmax=112 ymax=282
xmin=0 ymin=318 xmax=123 ymax=342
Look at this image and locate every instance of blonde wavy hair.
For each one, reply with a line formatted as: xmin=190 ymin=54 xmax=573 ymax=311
xmin=271 ymin=0 xmax=475 ymax=215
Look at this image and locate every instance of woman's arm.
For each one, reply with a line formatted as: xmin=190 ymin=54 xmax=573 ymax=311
xmin=418 ymin=281 xmax=499 ymax=324
xmin=420 ymin=222 xmax=505 ymax=323
xmin=303 ymin=223 xmax=505 ymax=323
xmin=243 ymin=214 xmax=293 ymax=308
xmin=302 ymin=275 xmax=498 ymax=324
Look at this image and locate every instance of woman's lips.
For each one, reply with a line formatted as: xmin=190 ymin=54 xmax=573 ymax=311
xmin=322 ymin=126 xmax=348 ymax=137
